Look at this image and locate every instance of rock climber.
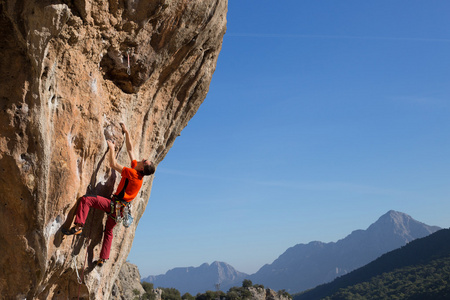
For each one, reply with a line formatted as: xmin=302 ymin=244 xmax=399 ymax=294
xmin=62 ymin=123 xmax=155 ymax=266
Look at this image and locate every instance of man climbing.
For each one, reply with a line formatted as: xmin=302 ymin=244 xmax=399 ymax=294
xmin=62 ymin=123 xmax=155 ymax=266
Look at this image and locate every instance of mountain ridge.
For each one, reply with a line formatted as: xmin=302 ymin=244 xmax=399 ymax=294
xmin=249 ymin=210 xmax=440 ymax=293
xmin=142 ymin=211 xmax=440 ymax=295
xmin=142 ymin=261 xmax=248 ymax=295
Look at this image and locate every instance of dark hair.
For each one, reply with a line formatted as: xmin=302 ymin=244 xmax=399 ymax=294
xmin=142 ymin=162 xmax=156 ymax=176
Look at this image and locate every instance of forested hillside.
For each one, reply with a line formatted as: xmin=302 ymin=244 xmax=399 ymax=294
xmin=294 ymin=229 xmax=450 ymax=300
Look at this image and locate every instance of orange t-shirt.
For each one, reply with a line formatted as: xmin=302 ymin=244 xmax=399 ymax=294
xmin=114 ymin=160 xmax=143 ymax=202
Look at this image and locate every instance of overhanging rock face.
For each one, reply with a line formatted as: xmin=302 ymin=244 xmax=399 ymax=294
xmin=0 ymin=0 xmax=227 ymax=298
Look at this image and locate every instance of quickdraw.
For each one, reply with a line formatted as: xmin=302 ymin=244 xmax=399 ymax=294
xmin=108 ymin=197 xmax=133 ymax=227
xmin=126 ymin=48 xmax=131 ymax=75
xmin=123 ymin=205 xmax=133 ymax=228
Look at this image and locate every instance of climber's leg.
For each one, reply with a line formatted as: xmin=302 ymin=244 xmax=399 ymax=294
xmin=63 ymin=195 xmax=111 ymax=235
xmin=74 ymin=195 xmax=111 ymax=224
xmin=99 ymin=214 xmax=117 ymax=262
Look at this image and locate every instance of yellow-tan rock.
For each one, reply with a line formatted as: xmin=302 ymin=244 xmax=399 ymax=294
xmin=0 ymin=0 xmax=227 ymax=298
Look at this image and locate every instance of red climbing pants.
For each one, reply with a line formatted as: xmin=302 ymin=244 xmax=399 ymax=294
xmin=74 ymin=195 xmax=118 ymax=260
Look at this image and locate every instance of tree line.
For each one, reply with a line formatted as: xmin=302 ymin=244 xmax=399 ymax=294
xmin=321 ymin=256 xmax=450 ymax=299
xmin=135 ymin=279 xmax=292 ymax=300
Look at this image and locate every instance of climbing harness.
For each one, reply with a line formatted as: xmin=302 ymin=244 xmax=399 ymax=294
xmin=126 ymin=48 xmax=131 ymax=75
xmin=109 ymin=196 xmax=134 ymax=227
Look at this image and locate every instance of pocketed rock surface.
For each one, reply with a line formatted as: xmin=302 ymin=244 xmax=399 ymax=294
xmin=0 ymin=0 xmax=227 ymax=298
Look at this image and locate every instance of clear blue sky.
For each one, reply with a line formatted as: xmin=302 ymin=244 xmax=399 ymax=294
xmin=129 ymin=1 xmax=450 ymax=277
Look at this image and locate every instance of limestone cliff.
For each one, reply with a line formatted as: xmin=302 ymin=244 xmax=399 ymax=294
xmin=110 ymin=262 xmax=145 ymax=300
xmin=248 ymin=287 xmax=292 ymax=300
xmin=0 ymin=0 xmax=227 ymax=299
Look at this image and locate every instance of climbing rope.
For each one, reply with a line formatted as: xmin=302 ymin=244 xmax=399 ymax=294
xmin=72 ymin=256 xmax=83 ymax=285
xmin=77 ymin=242 xmax=89 ymax=300
xmin=75 ymin=210 xmax=97 ymax=300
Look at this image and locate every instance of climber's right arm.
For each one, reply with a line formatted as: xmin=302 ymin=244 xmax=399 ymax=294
xmin=107 ymin=140 xmax=124 ymax=173
xmin=120 ymin=123 xmax=135 ymax=162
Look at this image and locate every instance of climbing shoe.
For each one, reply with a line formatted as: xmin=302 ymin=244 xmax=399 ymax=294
xmin=61 ymin=226 xmax=83 ymax=236
xmin=95 ymin=258 xmax=105 ymax=267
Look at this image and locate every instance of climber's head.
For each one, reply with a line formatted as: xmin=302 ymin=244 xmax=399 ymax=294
xmin=136 ymin=159 xmax=155 ymax=176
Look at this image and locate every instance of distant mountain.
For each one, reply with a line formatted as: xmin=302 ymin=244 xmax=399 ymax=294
xmin=249 ymin=210 xmax=440 ymax=293
xmin=141 ymin=261 xmax=248 ymax=295
xmin=294 ymin=228 xmax=450 ymax=300
xmin=140 ymin=211 xmax=440 ymax=295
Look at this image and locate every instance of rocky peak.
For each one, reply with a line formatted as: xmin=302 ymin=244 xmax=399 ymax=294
xmin=373 ymin=210 xmax=412 ymax=226
xmin=0 ymin=0 xmax=227 ymax=298
xmin=367 ymin=210 xmax=440 ymax=240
